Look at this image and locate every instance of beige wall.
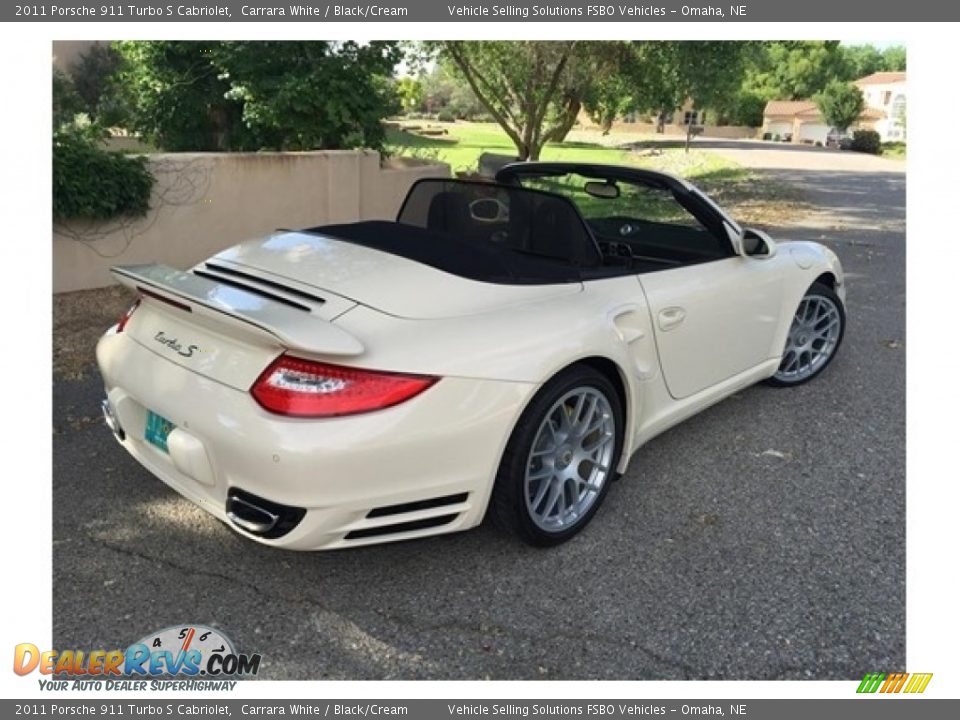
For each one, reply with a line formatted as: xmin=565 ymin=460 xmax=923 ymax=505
xmin=53 ymin=151 xmax=450 ymax=293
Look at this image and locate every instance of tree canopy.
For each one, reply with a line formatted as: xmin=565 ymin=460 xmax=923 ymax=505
xmin=115 ymin=41 xmax=402 ymax=151
xmin=434 ymin=41 xmax=756 ymax=159
xmin=438 ymin=41 xmax=585 ymax=160
xmin=815 ymin=80 xmax=866 ymax=132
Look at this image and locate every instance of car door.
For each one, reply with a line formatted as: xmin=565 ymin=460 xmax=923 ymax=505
xmin=639 ymin=254 xmax=785 ymax=400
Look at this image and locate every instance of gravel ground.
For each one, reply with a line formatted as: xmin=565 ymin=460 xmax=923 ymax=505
xmin=52 ymin=141 xmax=905 ymax=680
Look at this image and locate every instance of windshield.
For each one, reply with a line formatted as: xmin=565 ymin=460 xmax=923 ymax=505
xmin=397 ymin=178 xmax=601 ymax=268
xmin=513 ymin=171 xmax=732 ymax=267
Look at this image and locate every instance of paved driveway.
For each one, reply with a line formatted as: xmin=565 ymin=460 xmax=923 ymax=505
xmin=52 ymin=143 xmax=905 ymax=680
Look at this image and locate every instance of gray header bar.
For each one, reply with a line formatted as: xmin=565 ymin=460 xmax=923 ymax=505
xmin=3 ymin=699 xmax=960 ymax=719
xmin=4 ymin=0 xmax=955 ymax=22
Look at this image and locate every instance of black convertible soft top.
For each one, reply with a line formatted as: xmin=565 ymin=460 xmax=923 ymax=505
xmin=304 ymin=178 xmax=603 ymax=285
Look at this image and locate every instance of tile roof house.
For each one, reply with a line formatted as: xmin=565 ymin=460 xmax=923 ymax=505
xmin=854 ymin=72 xmax=906 ymax=141
xmin=762 ymin=71 xmax=905 ymax=144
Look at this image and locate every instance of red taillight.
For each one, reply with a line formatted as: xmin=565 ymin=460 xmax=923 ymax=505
xmin=251 ymin=355 xmax=438 ymax=418
xmin=116 ymin=298 xmax=141 ymax=333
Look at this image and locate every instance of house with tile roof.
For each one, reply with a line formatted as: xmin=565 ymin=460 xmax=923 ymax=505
xmin=761 ymin=71 xmax=905 ymax=144
xmin=854 ymin=71 xmax=906 ymax=141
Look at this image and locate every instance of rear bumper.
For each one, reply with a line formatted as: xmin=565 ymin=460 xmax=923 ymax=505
xmin=96 ymin=330 xmax=534 ymax=550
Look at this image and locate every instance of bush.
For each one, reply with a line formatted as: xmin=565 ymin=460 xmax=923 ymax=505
xmin=851 ymin=129 xmax=881 ymax=155
xmin=53 ymin=127 xmax=154 ymax=220
xmin=436 ymin=110 xmax=456 ymax=123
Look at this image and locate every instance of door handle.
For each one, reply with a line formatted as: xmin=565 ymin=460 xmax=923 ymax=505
xmin=658 ymin=307 xmax=686 ymax=331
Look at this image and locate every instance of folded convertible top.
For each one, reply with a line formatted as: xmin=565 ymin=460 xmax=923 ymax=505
xmin=303 ymin=220 xmax=583 ymax=285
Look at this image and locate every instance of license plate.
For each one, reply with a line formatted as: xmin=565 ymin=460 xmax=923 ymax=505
xmin=144 ymin=410 xmax=175 ymax=453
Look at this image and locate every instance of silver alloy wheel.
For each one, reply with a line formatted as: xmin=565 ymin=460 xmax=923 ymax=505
xmin=774 ymin=294 xmax=842 ymax=383
xmin=524 ymin=387 xmax=616 ymax=532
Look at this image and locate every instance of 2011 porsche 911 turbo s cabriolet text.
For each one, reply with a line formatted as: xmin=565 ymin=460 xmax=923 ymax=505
xmin=96 ymin=162 xmax=846 ymax=550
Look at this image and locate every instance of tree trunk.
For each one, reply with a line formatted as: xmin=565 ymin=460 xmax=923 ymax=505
xmin=512 ymin=139 xmax=530 ymax=161
xmin=544 ymin=96 xmax=582 ymax=145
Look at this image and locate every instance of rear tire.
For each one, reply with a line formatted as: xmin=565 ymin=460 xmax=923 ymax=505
xmin=767 ymin=282 xmax=845 ymax=387
xmin=490 ymin=365 xmax=624 ymax=546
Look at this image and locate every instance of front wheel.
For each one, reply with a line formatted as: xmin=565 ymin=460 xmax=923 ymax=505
xmin=767 ymin=283 xmax=846 ymax=387
xmin=490 ymin=365 xmax=624 ymax=546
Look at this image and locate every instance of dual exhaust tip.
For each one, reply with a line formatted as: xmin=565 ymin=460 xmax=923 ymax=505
xmin=226 ymin=489 xmax=306 ymax=540
xmin=101 ymin=398 xmax=305 ymax=540
xmin=101 ymin=399 xmax=125 ymax=441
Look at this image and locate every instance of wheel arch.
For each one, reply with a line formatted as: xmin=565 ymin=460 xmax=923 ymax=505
xmin=532 ymin=354 xmax=635 ymax=474
xmin=814 ymin=271 xmax=839 ymax=291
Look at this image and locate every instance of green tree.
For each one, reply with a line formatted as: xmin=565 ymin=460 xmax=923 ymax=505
xmin=744 ymin=41 xmax=850 ymax=101
xmin=115 ymin=41 xmax=402 ymax=151
xmin=115 ymin=41 xmax=241 ymax=150
xmin=69 ymin=42 xmax=128 ymax=126
xmin=882 ymin=45 xmax=907 ymax=72
xmin=585 ymin=42 xmax=754 ymax=148
xmin=840 ymin=44 xmax=887 ymax=79
xmin=418 ymin=62 xmax=488 ymax=119
xmin=815 ymin=80 xmax=865 ymax=132
xmin=216 ymin=41 xmax=402 ymax=150
xmin=438 ymin=41 xmax=581 ymax=160
xmin=395 ymin=76 xmax=424 ymax=115
xmin=52 ymin=68 xmax=84 ymax=129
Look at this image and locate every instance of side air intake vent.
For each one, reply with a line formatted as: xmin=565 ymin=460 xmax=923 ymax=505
xmin=366 ymin=492 xmax=469 ymax=519
xmin=344 ymin=514 xmax=458 ymax=540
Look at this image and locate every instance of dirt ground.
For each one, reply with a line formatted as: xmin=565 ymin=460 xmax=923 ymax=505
xmin=53 ymin=285 xmax=136 ymax=379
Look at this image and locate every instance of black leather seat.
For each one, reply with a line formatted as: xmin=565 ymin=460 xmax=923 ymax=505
xmin=528 ymin=199 xmax=594 ymax=266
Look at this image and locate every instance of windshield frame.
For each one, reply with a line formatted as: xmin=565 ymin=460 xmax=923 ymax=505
xmin=495 ymin=162 xmax=740 ymax=255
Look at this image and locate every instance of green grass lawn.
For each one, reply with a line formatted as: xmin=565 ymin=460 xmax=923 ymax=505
xmin=386 ymin=121 xmax=806 ymax=227
xmin=386 ymin=121 xmax=736 ymax=178
xmin=881 ymin=141 xmax=906 ymax=160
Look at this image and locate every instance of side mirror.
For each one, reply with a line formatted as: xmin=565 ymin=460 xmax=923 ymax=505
xmin=739 ymin=227 xmax=777 ymax=258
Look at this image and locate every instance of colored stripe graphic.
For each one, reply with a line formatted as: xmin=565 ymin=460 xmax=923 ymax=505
xmin=903 ymin=673 xmax=934 ymax=694
xmin=857 ymin=672 xmax=932 ymax=694
xmin=857 ymin=672 xmax=885 ymax=693
xmin=881 ymin=672 xmax=907 ymax=693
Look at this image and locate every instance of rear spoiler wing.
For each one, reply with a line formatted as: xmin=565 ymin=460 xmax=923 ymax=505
xmin=111 ymin=264 xmax=364 ymax=357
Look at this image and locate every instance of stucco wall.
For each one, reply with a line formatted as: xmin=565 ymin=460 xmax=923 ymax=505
xmin=53 ymin=151 xmax=450 ymax=293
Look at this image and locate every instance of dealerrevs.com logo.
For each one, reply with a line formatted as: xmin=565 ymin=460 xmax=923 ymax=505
xmin=14 ymin=625 xmax=261 ymax=691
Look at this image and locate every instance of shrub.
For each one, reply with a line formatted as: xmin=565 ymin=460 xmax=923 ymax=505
xmin=436 ymin=110 xmax=456 ymax=123
xmin=851 ymin=129 xmax=881 ymax=155
xmin=53 ymin=127 xmax=154 ymax=220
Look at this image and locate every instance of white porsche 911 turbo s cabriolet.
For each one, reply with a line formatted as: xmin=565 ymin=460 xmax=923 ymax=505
xmin=97 ymin=162 xmax=845 ymax=550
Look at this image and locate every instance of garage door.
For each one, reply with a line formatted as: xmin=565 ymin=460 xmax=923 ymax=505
xmin=798 ymin=123 xmax=831 ymax=144
xmin=766 ymin=121 xmax=792 ymax=138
